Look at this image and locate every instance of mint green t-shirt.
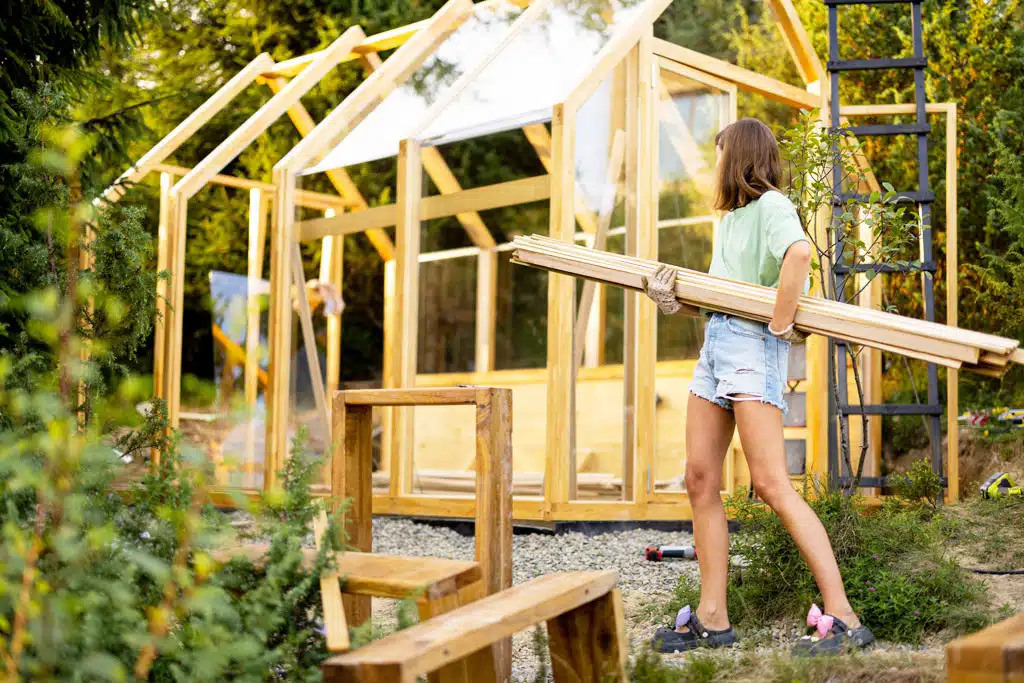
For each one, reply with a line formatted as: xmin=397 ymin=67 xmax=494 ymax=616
xmin=708 ymin=190 xmax=809 ymax=292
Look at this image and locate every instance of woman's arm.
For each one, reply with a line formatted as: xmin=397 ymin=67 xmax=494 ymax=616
xmin=769 ymin=239 xmax=811 ymax=335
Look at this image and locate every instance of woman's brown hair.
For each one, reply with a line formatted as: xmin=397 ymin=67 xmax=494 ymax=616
xmin=713 ymin=118 xmax=782 ymax=212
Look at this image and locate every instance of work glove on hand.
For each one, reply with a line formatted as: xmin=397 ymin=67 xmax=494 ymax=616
xmin=768 ymin=319 xmax=808 ymax=344
xmin=641 ymin=266 xmax=682 ymax=315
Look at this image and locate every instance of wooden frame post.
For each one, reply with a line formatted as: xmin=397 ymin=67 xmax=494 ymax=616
xmin=633 ymin=27 xmax=657 ymax=508
xmin=320 ymin=224 xmax=345 ymax=400
xmin=945 ymin=103 xmax=959 ymax=502
xmin=390 ymin=139 xmax=423 ymax=497
xmin=544 ymin=103 xmax=576 ymax=512
xmin=475 ymin=249 xmax=497 ymax=373
xmin=153 ymin=172 xmax=173 ymax=414
xmin=266 ymin=168 xmax=295 ymax=491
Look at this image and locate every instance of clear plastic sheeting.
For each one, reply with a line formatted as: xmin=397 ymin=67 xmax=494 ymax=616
xmin=303 ymin=1 xmax=525 ymax=174
xmin=419 ymin=0 xmax=652 ymax=147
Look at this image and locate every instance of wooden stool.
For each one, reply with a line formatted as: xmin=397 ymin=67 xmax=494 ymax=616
xmin=330 ymin=387 xmax=513 ymax=677
xmin=947 ymin=612 xmax=1024 ymax=682
xmin=322 ymin=570 xmax=626 ymax=683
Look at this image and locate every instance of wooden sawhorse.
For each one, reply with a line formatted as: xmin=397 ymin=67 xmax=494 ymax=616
xmin=330 ymin=387 xmax=513 ymax=678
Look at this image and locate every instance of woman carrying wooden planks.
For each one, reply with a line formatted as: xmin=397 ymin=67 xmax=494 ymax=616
xmin=645 ymin=118 xmax=874 ymax=657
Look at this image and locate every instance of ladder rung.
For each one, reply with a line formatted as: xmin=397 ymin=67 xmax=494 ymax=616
xmin=834 ymin=191 xmax=934 ymax=204
xmin=846 ymin=123 xmax=931 ymax=136
xmin=839 ymin=403 xmax=944 ymax=415
xmin=834 ymin=261 xmax=936 ymax=274
xmin=825 ymin=0 xmax=920 ymax=4
xmin=828 ymin=57 xmax=928 ymax=71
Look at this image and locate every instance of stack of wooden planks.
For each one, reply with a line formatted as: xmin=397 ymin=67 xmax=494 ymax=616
xmin=511 ymin=234 xmax=1024 ymax=376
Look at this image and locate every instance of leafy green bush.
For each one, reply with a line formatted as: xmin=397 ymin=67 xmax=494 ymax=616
xmin=664 ymin=487 xmax=990 ymax=643
xmin=889 ymin=459 xmax=944 ymax=512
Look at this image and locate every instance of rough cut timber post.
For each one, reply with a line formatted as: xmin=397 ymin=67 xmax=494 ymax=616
xmin=474 ymin=387 xmax=513 ymax=682
xmin=319 ymin=223 xmax=345 ymax=401
xmin=390 ymin=139 xmax=423 ymax=497
xmin=543 ymin=103 xmax=575 ymax=514
xmin=165 ymin=193 xmax=188 ymax=429
xmin=329 ymin=394 xmax=374 ymax=627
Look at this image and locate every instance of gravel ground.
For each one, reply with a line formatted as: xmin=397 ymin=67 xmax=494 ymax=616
xmin=369 ymin=518 xmax=945 ymax=681
xmin=372 ymin=517 xmax=699 ymax=681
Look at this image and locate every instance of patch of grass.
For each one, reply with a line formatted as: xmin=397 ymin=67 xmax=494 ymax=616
xmin=663 ymin=485 xmax=991 ymax=644
xmin=628 ymin=647 xmax=944 ymax=683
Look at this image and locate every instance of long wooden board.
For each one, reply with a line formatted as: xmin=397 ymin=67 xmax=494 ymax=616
xmin=510 ymin=235 xmax=1020 ymax=374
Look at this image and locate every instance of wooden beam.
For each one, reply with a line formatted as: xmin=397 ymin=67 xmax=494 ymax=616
xmin=421 ymin=148 xmax=495 ymax=247
xmin=165 ymin=193 xmax=188 ymax=428
xmin=175 ymin=27 xmax=367 ymax=201
xmin=297 ymin=174 xmax=551 ymax=241
xmin=476 ymin=249 xmax=498 ymax=373
xmin=840 ymin=103 xmax=953 ymax=116
xmin=149 ymin=163 xmax=353 ymax=211
xmin=264 ymin=78 xmax=395 ymax=260
xmin=763 ymin=0 xmax=825 ymax=85
xmin=265 ymin=167 xmax=297 ymax=491
xmin=278 ymin=0 xmax=473 ymax=176
xmin=634 ymin=28 xmax=657 ymax=507
xmin=99 ymin=53 xmax=274 ymax=205
xmin=544 ymin=103 xmax=575 ymax=511
xmin=390 ymin=139 xmax=423 ymax=498
xmin=153 ymin=172 xmax=172 ymax=413
xmin=652 ymin=39 xmax=818 ymax=109
xmin=945 ymin=103 xmax=959 ymax=502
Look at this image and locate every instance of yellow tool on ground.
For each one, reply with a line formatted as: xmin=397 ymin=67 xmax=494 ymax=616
xmin=980 ymin=472 xmax=1023 ymax=499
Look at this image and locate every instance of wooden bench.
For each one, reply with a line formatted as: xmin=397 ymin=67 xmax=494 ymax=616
xmin=331 ymin=387 xmax=514 ymax=677
xmin=322 ymin=570 xmax=626 ymax=683
xmin=947 ymin=612 xmax=1024 ymax=682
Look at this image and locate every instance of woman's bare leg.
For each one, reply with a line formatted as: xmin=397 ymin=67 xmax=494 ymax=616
xmin=732 ymin=399 xmax=860 ymax=627
xmin=680 ymin=393 xmax=736 ymax=632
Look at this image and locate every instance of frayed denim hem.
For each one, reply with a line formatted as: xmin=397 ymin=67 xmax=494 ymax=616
xmin=689 ymin=386 xmax=730 ymax=411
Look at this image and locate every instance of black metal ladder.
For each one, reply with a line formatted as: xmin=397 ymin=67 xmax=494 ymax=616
xmin=825 ymin=0 xmax=946 ymax=495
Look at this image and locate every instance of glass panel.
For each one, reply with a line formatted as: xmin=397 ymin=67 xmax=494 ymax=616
xmin=305 ymin=1 xmax=526 ymax=174
xmin=571 ymin=63 xmax=629 ymax=501
xmin=654 ymin=64 xmax=733 ymax=490
xmin=209 ymin=270 xmax=269 ymax=489
xmin=420 ymin=0 xmax=655 ymax=146
xmin=418 ymin=254 xmax=477 ymax=374
xmin=655 ymin=67 xmax=728 ymax=362
xmin=495 ymin=249 xmax=547 ymax=370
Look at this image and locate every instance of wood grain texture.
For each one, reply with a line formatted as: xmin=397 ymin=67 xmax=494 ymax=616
xmin=946 ymin=612 xmax=1024 ymax=683
xmin=330 ymin=396 xmax=374 ymax=626
xmin=546 ymin=588 xmax=627 ymax=683
xmin=322 ymin=571 xmax=619 ymax=682
xmin=474 ymin=388 xmax=514 ymax=682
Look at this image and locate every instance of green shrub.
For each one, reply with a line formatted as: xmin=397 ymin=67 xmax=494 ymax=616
xmin=889 ymin=458 xmax=944 ymax=513
xmin=664 ymin=487 xmax=990 ymax=643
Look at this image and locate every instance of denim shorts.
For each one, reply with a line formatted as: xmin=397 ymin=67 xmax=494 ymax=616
xmin=689 ymin=313 xmax=790 ymax=413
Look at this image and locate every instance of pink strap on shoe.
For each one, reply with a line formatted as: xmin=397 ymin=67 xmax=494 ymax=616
xmin=807 ymin=604 xmax=835 ymax=638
